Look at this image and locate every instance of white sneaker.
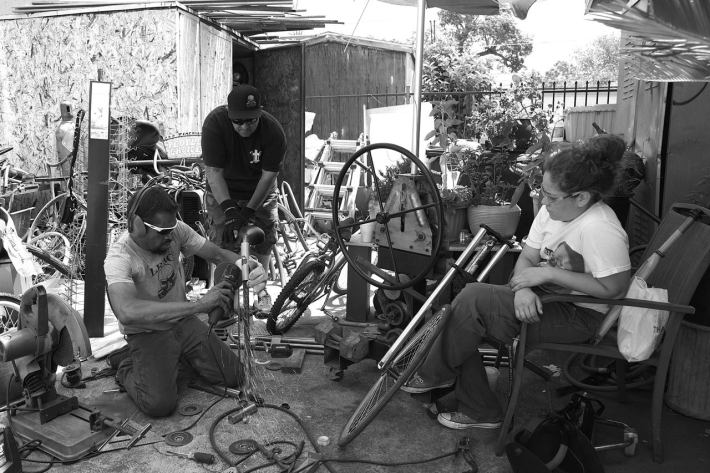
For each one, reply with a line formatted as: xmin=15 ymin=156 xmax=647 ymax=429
xmin=254 ymin=291 xmax=272 ymax=313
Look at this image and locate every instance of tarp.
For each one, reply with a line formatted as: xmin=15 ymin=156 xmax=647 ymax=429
xmin=378 ymin=0 xmax=499 ymax=16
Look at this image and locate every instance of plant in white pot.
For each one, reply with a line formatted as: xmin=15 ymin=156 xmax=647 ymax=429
xmin=454 ymin=145 xmax=523 ymax=238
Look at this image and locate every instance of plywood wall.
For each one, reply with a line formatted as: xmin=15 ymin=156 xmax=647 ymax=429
xmin=176 ymin=11 xmax=232 ymax=132
xmin=0 ymin=9 xmax=178 ymax=175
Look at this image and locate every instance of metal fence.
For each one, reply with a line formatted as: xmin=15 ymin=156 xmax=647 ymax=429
xmin=541 ymin=81 xmax=617 ymax=110
xmin=305 ymin=81 xmax=618 ymax=140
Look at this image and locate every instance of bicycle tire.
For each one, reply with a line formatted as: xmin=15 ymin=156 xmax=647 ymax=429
xmin=28 ymin=231 xmax=71 ymax=265
xmin=27 ymin=192 xmax=87 ymax=240
xmin=337 ymin=304 xmax=452 ymax=446
xmin=26 ymin=244 xmax=72 ymax=281
xmin=0 ymin=294 xmax=21 ymax=334
xmin=266 ymin=259 xmax=327 ymax=335
xmin=332 ymin=262 xmax=347 ymax=296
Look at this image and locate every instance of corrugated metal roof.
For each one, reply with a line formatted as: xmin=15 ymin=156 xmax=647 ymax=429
xmin=7 ymin=0 xmax=340 ymax=37
xmin=587 ymin=0 xmax=710 ymax=81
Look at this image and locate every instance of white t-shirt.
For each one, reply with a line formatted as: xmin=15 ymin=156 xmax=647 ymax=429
xmin=524 ymin=202 xmax=631 ymax=312
xmin=104 ymin=220 xmax=206 ymax=334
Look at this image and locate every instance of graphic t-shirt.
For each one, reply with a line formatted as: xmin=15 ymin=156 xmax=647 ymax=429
xmin=201 ymin=107 xmax=287 ymax=199
xmin=524 ymin=201 xmax=631 ymax=312
xmin=104 ymin=220 xmax=205 ymax=334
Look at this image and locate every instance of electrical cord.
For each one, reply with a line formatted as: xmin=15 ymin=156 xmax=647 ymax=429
xmin=672 ymin=82 xmax=708 ymax=106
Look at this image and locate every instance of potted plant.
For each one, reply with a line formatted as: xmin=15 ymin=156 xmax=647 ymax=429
xmin=439 ymin=184 xmax=475 ymax=242
xmin=452 ymin=145 xmax=523 ymax=238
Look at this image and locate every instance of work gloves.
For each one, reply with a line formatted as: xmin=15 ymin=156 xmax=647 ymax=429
xmin=220 ymin=199 xmax=255 ymax=244
xmin=246 ymin=258 xmax=268 ymax=294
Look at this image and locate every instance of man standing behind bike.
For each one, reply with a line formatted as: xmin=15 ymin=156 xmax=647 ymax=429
xmin=202 ymin=85 xmax=286 ymax=313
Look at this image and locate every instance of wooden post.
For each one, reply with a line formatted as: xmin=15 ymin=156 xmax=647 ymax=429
xmin=84 ymin=80 xmax=112 ymax=337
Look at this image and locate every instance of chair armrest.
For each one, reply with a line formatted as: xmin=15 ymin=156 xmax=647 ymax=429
xmin=538 ymin=293 xmax=695 ymax=315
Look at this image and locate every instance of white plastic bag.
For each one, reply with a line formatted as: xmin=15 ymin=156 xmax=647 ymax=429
xmin=617 ymin=276 xmax=669 ymax=362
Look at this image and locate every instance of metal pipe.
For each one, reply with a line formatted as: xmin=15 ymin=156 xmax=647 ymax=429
xmin=411 ymin=0 xmax=427 ymax=159
xmin=477 ymin=241 xmax=513 ymax=282
xmin=378 ymin=226 xmax=488 ymax=369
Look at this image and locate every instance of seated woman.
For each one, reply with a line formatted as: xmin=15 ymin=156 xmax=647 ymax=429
xmin=402 ymin=134 xmax=632 ymax=430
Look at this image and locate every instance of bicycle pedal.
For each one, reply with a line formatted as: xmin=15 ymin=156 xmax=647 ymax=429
xmin=284 ymin=260 xmax=297 ymax=270
xmin=213 ymin=327 xmax=229 ymax=341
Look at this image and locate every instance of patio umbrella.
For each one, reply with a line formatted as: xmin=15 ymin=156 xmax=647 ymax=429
xmin=376 ymin=0 xmax=537 ymax=155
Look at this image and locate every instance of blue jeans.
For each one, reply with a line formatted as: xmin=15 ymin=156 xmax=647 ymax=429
xmin=116 ymin=315 xmax=243 ymax=417
xmin=418 ymin=283 xmax=604 ymax=421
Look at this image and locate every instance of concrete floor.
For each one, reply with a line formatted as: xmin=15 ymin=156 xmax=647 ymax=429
xmin=5 ymin=277 xmax=710 ymax=473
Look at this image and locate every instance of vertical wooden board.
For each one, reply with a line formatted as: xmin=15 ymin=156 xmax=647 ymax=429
xmin=0 ymin=9 xmax=178 ymax=175
xmin=177 ymin=10 xmax=201 ymax=132
xmin=199 ymin=22 xmax=232 ymax=122
xmin=255 ymin=46 xmax=304 ymax=208
xmin=664 ymin=83 xmax=710 ymax=212
xmin=304 ymin=41 xmax=409 ymax=140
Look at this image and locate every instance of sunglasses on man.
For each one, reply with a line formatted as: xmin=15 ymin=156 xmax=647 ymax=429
xmin=143 ymin=221 xmax=177 ymax=235
xmin=231 ymin=117 xmax=258 ymax=126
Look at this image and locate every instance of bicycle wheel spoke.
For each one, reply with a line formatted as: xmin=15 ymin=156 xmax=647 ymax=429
xmin=338 ymin=305 xmax=451 ymax=446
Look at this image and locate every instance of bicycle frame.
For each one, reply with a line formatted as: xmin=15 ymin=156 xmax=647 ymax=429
xmin=377 ymin=226 xmax=515 ymax=369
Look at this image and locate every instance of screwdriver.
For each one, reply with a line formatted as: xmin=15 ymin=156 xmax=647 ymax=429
xmin=166 ymin=451 xmax=216 ymax=464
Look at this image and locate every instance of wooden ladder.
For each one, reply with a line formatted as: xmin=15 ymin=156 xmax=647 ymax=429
xmin=304 ymin=132 xmax=368 ymax=230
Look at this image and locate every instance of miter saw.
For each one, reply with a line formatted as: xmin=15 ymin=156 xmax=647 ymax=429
xmin=0 ymin=286 xmax=149 ymax=462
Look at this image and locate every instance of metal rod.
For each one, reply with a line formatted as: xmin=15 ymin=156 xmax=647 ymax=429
xmin=377 ymin=226 xmax=488 ymax=369
xmin=477 ymin=242 xmax=513 ymax=282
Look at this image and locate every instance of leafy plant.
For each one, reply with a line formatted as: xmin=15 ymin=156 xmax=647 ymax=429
xmin=468 ymin=72 xmax=549 ymax=151
xmin=439 ymin=184 xmax=474 ymax=208
xmin=445 ymin=146 xmax=520 ymax=206
xmin=425 ymin=99 xmax=464 ymax=149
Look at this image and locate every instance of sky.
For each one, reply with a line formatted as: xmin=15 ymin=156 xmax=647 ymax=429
xmin=293 ymin=0 xmax=618 ymax=72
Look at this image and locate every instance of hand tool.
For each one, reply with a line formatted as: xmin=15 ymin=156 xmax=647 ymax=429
xmin=166 ymin=450 xmax=216 ymax=464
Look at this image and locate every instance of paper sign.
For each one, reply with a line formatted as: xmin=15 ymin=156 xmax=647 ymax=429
xmin=89 ymin=81 xmax=111 ymax=140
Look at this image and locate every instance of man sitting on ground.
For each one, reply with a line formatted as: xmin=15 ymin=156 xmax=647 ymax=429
xmin=104 ymin=186 xmax=266 ymax=417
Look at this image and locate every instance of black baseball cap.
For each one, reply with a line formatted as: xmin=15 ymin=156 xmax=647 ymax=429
xmin=228 ymin=85 xmax=263 ymax=120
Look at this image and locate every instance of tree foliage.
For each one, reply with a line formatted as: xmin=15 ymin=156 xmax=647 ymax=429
xmin=438 ymin=11 xmax=533 ymax=72
xmin=543 ymin=34 xmax=620 ymax=84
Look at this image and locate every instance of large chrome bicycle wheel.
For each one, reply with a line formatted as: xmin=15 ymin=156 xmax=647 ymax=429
xmin=338 ymin=305 xmax=452 ymax=446
xmin=266 ymin=259 xmax=327 ymax=335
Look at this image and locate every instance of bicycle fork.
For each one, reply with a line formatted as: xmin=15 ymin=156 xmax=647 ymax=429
xmin=377 ymin=225 xmax=515 ymax=370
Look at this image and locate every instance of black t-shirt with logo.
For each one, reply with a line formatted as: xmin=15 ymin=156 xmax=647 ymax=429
xmin=201 ymin=106 xmax=286 ymax=200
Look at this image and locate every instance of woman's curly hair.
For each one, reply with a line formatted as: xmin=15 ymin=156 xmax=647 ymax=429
xmin=543 ymin=134 xmax=625 ymax=201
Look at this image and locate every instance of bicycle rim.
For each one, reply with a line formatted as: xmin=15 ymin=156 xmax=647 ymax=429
xmin=267 ymin=259 xmax=326 ymax=335
xmin=0 ymin=294 xmax=21 ymax=334
xmin=29 ymin=231 xmax=71 ymax=265
xmin=337 ymin=305 xmax=451 ymax=446
xmin=28 ymin=193 xmax=87 ymax=278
